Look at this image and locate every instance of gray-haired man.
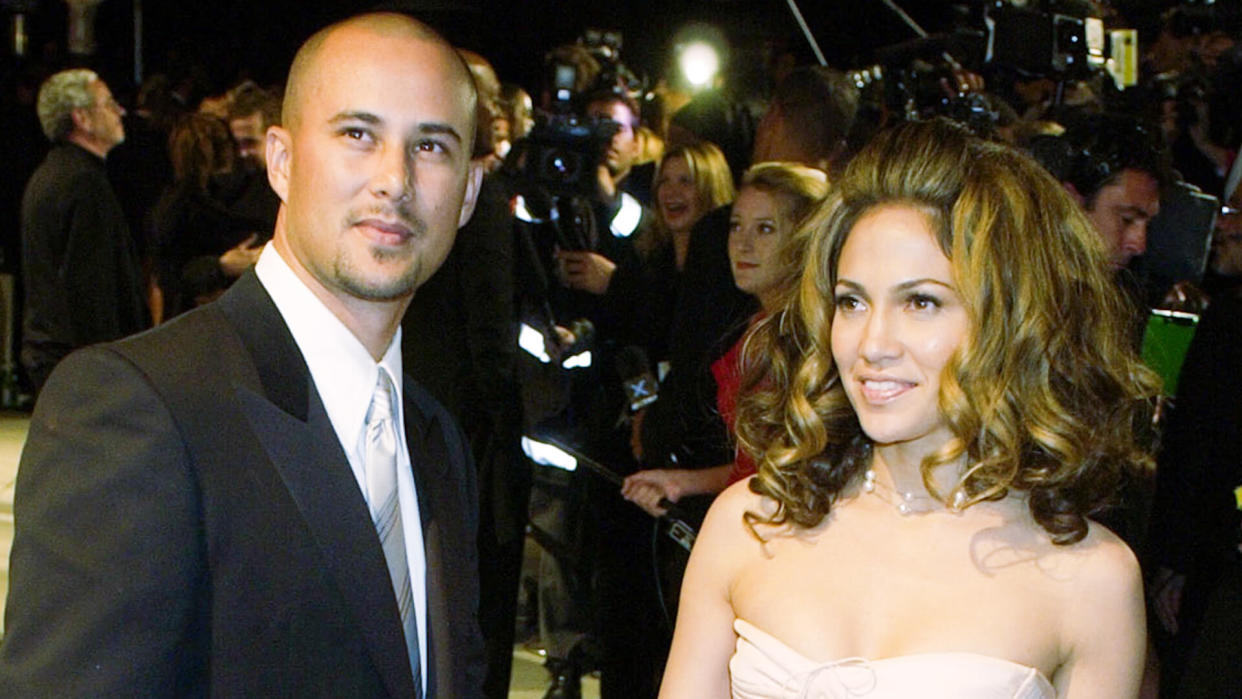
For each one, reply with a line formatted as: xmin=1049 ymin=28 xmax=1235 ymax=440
xmin=20 ymin=69 xmax=146 ymax=395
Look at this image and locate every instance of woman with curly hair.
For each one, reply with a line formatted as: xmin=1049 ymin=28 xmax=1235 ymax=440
xmin=659 ymin=119 xmax=1160 ymax=698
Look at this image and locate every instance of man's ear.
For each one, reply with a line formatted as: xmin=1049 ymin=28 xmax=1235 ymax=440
xmin=266 ymin=125 xmax=292 ymax=203
xmin=69 ymin=107 xmax=90 ymax=135
xmin=1063 ymin=181 xmax=1085 ymax=207
xmin=457 ymin=159 xmax=485 ymax=229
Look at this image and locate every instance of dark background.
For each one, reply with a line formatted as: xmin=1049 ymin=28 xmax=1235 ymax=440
xmin=4 ymin=0 xmax=1167 ymax=98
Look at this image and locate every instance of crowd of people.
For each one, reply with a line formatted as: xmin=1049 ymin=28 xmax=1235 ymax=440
xmin=0 ymin=2 xmax=1240 ymax=698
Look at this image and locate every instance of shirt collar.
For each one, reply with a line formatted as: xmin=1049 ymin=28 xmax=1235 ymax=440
xmin=254 ymin=244 xmax=403 ymax=452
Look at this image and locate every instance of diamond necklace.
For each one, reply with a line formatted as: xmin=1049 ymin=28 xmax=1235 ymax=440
xmin=862 ymin=468 xmax=966 ymax=516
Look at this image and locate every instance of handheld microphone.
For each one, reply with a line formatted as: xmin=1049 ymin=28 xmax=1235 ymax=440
xmin=616 ymin=345 xmax=659 ymax=412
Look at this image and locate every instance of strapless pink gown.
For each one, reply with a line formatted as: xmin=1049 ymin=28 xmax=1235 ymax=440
xmin=730 ymin=619 xmax=1056 ymax=698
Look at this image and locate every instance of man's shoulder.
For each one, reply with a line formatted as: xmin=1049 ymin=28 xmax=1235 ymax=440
xmin=25 ymin=144 xmax=112 ymax=204
xmin=98 ymin=301 xmax=249 ymax=394
xmin=39 ymin=143 xmax=103 ymax=178
xmin=121 ymin=300 xmax=231 ymax=349
xmin=39 ymin=292 xmax=273 ymax=440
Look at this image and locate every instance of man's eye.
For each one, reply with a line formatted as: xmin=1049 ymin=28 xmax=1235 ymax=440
xmin=340 ymin=127 xmax=372 ymax=142
xmin=417 ymin=140 xmax=450 ymax=155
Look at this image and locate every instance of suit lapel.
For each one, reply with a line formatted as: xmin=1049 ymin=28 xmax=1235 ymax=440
xmin=219 ymin=273 xmax=415 ymax=698
xmin=403 ymin=381 xmax=454 ymax=698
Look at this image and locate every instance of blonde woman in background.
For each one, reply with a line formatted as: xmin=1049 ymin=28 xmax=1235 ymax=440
xmin=623 ymin=162 xmax=828 ymax=514
xmin=624 ymin=140 xmax=735 ymax=367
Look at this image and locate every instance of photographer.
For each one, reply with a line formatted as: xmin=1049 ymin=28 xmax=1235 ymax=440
xmin=555 ymin=89 xmax=654 ymax=313
xmin=510 ymin=65 xmax=663 ymax=698
xmin=558 ymin=86 xmax=668 ymax=699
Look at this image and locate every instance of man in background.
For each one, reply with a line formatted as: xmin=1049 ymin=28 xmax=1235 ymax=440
xmin=19 ymin=69 xmax=147 ymax=396
xmin=1033 ymin=113 xmax=1168 ymax=271
xmin=223 ymin=80 xmax=283 ymax=233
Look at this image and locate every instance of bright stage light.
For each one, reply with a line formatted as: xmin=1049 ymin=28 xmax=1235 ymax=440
xmin=679 ymin=41 xmax=720 ymax=89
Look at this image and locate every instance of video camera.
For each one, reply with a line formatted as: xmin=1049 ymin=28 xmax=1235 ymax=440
xmin=503 ymin=28 xmax=647 ymax=201
xmin=981 ymin=0 xmax=1106 ymax=80
xmin=503 ymin=114 xmax=619 ymax=200
xmin=848 ymin=0 xmax=1128 ymax=132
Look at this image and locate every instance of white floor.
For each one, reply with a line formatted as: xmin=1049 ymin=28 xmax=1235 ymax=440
xmin=0 ymin=412 xmax=26 ymax=638
xmin=0 ymin=413 xmax=598 ymax=697
xmin=509 ymin=646 xmax=601 ymax=699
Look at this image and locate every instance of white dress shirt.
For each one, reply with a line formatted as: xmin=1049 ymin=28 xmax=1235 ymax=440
xmin=255 ymin=244 xmax=427 ymax=691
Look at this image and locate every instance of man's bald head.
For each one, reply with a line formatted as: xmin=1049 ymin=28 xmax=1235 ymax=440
xmin=264 ymin=10 xmax=485 ymax=352
xmin=282 ymin=12 xmax=477 ymax=140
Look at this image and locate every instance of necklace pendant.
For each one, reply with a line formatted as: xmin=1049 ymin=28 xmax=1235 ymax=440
xmin=863 ymin=469 xmax=876 ymax=493
xmin=950 ymin=490 xmax=967 ymax=511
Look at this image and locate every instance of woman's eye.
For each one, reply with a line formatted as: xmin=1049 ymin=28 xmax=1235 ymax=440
xmin=834 ymin=294 xmax=860 ymax=311
xmin=907 ymin=293 xmax=941 ymax=311
xmin=758 ymin=223 xmax=775 ymax=235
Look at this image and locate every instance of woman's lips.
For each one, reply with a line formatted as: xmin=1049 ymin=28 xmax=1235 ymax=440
xmin=662 ymin=202 xmax=689 ymax=219
xmin=858 ymin=378 xmax=914 ymax=403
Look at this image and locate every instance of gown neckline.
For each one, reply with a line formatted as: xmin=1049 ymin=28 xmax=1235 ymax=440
xmin=733 ymin=617 xmax=1056 ymax=691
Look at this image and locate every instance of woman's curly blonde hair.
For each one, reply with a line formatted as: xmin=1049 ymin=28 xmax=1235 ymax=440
xmin=735 ymin=119 xmax=1160 ymax=544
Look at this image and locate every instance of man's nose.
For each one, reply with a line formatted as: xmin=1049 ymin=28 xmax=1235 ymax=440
xmin=1128 ymin=221 xmax=1149 ymax=256
xmin=371 ymin=144 xmax=411 ymax=200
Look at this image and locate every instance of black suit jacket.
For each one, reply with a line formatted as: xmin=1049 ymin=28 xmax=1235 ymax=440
xmin=640 ymin=204 xmax=757 ymax=469
xmin=20 ymin=142 xmax=148 ymax=391
xmin=1150 ymin=290 xmax=1242 ymax=585
xmin=0 ymin=271 xmax=484 ymax=697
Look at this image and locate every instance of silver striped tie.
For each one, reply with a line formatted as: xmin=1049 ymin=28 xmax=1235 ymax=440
xmin=365 ymin=371 xmax=422 ymax=696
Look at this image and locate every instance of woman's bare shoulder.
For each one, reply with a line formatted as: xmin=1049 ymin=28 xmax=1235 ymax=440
xmin=693 ymin=478 xmax=780 ymax=556
xmin=1071 ymin=521 xmax=1143 ymax=596
xmin=1045 ymin=522 xmax=1146 ymax=695
xmin=713 ymin=477 xmax=773 ymax=513
xmin=1018 ymin=518 xmax=1143 ymax=618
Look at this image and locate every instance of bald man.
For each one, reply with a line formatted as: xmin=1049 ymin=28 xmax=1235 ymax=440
xmin=0 ymin=13 xmax=484 ymax=697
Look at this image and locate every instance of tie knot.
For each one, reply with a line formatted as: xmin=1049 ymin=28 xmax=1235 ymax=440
xmin=368 ymin=370 xmax=396 ymax=426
